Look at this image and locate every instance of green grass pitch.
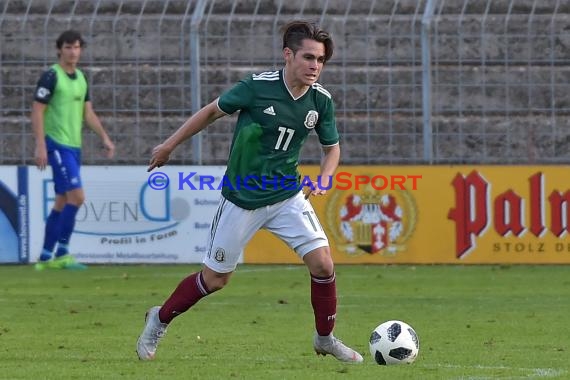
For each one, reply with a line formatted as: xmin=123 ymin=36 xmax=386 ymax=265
xmin=0 ymin=264 xmax=568 ymax=379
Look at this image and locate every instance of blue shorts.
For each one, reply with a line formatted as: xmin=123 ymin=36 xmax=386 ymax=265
xmin=46 ymin=136 xmax=82 ymax=195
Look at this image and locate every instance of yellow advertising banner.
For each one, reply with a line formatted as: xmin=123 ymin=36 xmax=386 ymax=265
xmin=244 ymin=166 xmax=570 ymax=264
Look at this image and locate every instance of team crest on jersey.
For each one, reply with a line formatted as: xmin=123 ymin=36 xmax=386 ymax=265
xmin=304 ymin=110 xmax=319 ymax=129
xmin=213 ymin=247 xmax=225 ymax=263
xmin=36 ymin=87 xmax=50 ymax=99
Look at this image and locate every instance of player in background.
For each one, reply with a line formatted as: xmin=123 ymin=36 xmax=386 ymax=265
xmin=31 ymin=30 xmax=115 ymax=270
xmin=136 ymin=20 xmax=363 ymax=363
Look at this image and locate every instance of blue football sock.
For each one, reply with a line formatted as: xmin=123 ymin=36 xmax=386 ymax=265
xmin=55 ymin=204 xmax=79 ymax=258
xmin=56 ymin=243 xmax=69 ymax=257
xmin=39 ymin=249 xmax=53 ymax=262
xmin=41 ymin=209 xmax=61 ymax=259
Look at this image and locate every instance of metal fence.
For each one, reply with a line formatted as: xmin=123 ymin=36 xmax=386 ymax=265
xmin=1 ymin=0 xmax=569 ymax=165
xmin=428 ymin=0 xmax=570 ymax=164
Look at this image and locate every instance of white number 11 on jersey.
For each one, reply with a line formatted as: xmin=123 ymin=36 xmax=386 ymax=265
xmin=275 ymin=127 xmax=295 ymax=151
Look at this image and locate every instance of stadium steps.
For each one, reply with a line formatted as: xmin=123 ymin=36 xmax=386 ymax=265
xmin=3 ymin=113 xmax=566 ymax=166
xmin=1 ymin=0 xmax=568 ymax=164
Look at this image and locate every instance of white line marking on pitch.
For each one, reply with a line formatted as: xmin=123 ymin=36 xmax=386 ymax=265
xmin=420 ymin=363 xmax=566 ymax=379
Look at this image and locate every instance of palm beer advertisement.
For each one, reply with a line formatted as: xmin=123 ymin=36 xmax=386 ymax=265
xmin=247 ymin=166 xmax=570 ymax=264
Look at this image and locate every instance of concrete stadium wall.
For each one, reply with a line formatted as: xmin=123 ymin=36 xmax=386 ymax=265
xmin=1 ymin=0 xmax=568 ymax=164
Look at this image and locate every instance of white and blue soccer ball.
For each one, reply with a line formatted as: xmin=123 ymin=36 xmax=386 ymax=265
xmin=369 ymin=320 xmax=419 ymax=365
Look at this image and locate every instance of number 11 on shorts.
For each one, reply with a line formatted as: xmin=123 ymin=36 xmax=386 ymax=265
xmin=303 ymin=210 xmax=322 ymax=232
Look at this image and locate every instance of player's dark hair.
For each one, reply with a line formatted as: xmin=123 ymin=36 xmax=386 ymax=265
xmin=56 ymin=30 xmax=85 ymax=49
xmin=282 ymin=21 xmax=333 ymax=63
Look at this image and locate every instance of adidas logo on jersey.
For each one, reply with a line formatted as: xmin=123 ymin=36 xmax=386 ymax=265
xmin=263 ymin=106 xmax=276 ymax=116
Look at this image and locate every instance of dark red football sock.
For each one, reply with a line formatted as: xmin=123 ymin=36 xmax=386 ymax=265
xmin=311 ymin=273 xmax=337 ymax=336
xmin=158 ymin=271 xmax=210 ymax=324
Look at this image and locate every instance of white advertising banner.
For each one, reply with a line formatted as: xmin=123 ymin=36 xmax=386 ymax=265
xmin=28 ymin=166 xmax=232 ymax=264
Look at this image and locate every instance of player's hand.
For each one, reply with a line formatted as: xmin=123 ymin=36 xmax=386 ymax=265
xmin=34 ymin=143 xmax=48 ymax=170
xmin=148 ymin=143 xmax=171 ymax=172
xmin=102 ymin=138 xmax=115 ymax=159
xmin=303 ymin=180 xmax=328 ymax=199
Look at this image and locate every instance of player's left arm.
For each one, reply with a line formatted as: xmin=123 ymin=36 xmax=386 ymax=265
xmin=309 ymin=94 xmax=339 ymax=197
xmin=311 ymin=143 xmax=340 ymax=197
xmin=84 ymin=100 xmax=115 ymax=159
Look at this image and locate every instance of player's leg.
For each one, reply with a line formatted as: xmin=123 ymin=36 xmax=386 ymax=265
xmin=304 ymin=247 xmax=362 ymax=363
xmin=48 ymin=147 xmax=85 ymax=269
xmin=137 ymin=198 xmax=264 ymax=360
xmin=36 ymin=142 xmax=75 ymax=270
xmin=135 ymin=266 xmax=234 ymax=361
xmin=159 ymin=197 xmax=259 ymax=323
xmin=264 ymin=192 xmax=333 ymax=334
xmin=53 ymin=147 xmax=84 ymax=258
xmin=35 ymin=193 xmax=66 ymax=270
xmin=54 ymin=187 xmax=84 ymax=256
xmin=302 ymin=246 xmax=336 ymax=337
xmin=264 ymin=192 xmax=363 ymax=363
xmin=157 ymin=266 xmax=233 ymax=325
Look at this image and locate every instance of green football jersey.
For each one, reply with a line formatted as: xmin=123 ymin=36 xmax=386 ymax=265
xmin=44 ymin=64 xmax=87 ymax=148
xmin=217 ymin=69 xmax=339 ymax=210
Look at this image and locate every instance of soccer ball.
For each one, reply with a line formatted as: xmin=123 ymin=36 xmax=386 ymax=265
xmin=369 ymin=320 xmax=419 ymax=365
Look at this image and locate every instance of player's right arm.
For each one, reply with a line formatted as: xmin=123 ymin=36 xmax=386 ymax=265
xmin=31 ymin=69 xmax=56 ymax=170
xmin=148 ymin=99 xmax=225 ymax=171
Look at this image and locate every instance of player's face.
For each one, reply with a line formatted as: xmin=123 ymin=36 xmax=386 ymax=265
xmin=58 ymin=41 xmax=82 ymax=67
xmin=285 ymin=38 xmax=326 ymax=87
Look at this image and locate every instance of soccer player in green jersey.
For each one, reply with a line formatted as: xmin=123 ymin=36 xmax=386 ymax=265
xmin=137 ymin=21 xmax=363 ymax=363
xmin=31 ymin=30 xmax=115 ymax=270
